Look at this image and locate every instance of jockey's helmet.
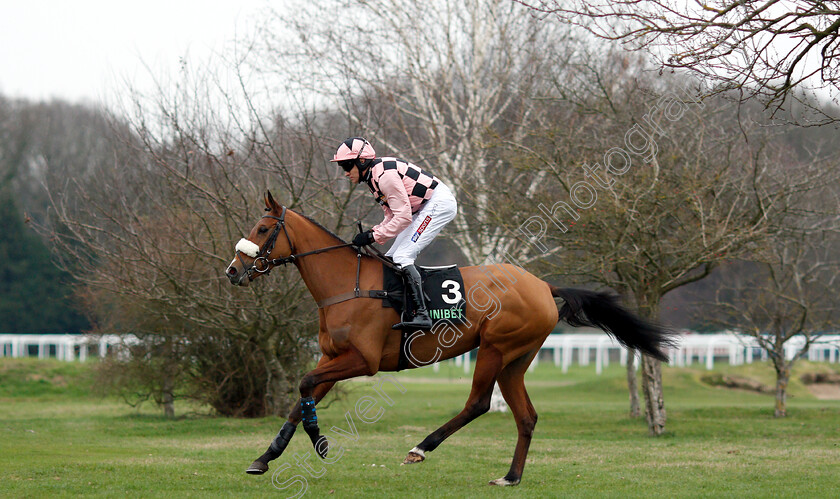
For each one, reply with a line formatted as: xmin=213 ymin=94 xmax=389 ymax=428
xmin=331 ymin=137 xmax=376 ymax=172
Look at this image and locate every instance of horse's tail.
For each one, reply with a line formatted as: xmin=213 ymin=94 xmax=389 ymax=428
xmin=549 ymin=286 xmax=676 ymax=362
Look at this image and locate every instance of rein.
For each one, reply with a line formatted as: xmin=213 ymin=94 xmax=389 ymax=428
xmin=237 ymin=206 xmax=390 ymax=307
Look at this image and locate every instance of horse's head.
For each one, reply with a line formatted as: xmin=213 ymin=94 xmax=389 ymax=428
xmin=225 ymin=191 xmax=294 ymax=286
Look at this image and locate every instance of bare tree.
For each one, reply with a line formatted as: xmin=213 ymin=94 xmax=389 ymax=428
xmin=258 ymin=0 xmax=575 ymax=265
xmin=517 ymin=0 xmax=840 ymax=124
xmin=626 ymin=348 xmax=641 ymax=417
xmin=44 ymin=60 xmax=353 ymax=417
xmin=504 ymin=54 xmax=836 ymax=434
xmin=709 ymin=218 xmax=840 ymax=417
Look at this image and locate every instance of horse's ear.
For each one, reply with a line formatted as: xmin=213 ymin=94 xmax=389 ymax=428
xmin=264 ymin=190 xmax=279 ymax=212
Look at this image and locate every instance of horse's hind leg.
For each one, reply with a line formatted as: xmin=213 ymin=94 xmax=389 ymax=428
xmin=403 ymin=344 xmax=503 ymax=464
xmin=489 ymin=350 xmax=539 ymax=486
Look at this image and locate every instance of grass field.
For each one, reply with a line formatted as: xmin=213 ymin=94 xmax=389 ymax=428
xmin=2 ymin=358 xmax=839 ymax=498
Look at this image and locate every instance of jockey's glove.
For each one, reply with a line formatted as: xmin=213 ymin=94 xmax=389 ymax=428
xmin=353 ymin=229 xmax=375 ymax=247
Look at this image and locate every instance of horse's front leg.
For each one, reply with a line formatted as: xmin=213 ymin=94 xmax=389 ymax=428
xmin=246 ymin=352 xmax=336 ymax=476
xmin=246 ymin=349 xmax=372 ymax=475
xmin=297 ymin=348 xmax=372 ymax=459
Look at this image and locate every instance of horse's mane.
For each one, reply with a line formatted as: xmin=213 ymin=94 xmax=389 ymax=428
xmin=288 ymin=208 xmax=385 ymax=264
xmin=295 ymin=210 xmax=348 ymax=244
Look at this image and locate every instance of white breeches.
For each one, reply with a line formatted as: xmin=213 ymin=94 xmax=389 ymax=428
xmin=386 ymin=183 xmax=457 ymax=267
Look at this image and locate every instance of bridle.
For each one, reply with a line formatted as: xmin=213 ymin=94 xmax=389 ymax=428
xmin=236 ymin=206 xmax=354 ymax=280
xmin=234 ymin=205 xmax=396 ymax=307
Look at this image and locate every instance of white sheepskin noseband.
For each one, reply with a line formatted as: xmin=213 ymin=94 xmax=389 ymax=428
xmin=235 ymin=238 xmax=260 ymax=258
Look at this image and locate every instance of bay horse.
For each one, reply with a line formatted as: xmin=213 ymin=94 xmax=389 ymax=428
xmin=225 ymin=191 xmax=672 ymax=486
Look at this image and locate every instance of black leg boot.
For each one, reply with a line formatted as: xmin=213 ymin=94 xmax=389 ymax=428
xmin=392 ymin=265 xmax=433 ymax=330
xmin=246 ymin=421 xmax=296 ymax=474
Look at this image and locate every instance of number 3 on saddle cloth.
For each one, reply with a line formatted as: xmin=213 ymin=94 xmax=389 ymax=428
xmin=382 ymin=264 xmax=467 ymax=370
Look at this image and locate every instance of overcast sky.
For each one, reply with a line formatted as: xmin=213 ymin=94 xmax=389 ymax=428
xmin=0 ymin=1 xmax=266 ymax=104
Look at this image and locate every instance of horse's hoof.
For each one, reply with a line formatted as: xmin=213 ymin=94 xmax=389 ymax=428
xmin=402 ymin=447 xmax=425 ymax=465
xmin=314 ymin=435 xmax=329 ymax=459
xmin=246 ymin=460 xmax=268 ymax=475
xmin=489 ymin=477 xmax=520 ymax=486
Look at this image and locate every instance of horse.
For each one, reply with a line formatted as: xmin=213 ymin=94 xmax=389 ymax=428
xmin=225 ymin=191 xmax=673 ymax=486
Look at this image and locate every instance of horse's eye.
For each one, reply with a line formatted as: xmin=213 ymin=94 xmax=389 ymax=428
xmin=258 ymin=227 xmax=268 ymax=234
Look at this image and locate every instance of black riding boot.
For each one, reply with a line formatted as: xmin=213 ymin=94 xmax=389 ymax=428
xmin=392 ymin=265 xmax=433 ymax=330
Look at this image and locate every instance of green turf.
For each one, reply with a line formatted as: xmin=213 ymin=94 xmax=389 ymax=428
xmin=1 ymin=358 xmax=839 ymax=498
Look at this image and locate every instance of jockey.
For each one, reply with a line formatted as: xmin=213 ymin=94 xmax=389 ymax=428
xmin=332 ymin=137 xmax=458 ymax=330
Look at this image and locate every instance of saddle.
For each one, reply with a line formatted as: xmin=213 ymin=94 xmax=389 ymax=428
xmin=382 ymin=264 xmax=467 ymax=325
xmin=382 ymin=263 xmax=467 ymax=371
xmin=312 ymin=250 xmax=467 ymax=371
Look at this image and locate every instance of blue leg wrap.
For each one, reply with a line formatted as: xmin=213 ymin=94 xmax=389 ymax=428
xmin=301 ymin=396 xmax=318 ymax=431
xmin=300 ymin=396 xmax=328 ymax=458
